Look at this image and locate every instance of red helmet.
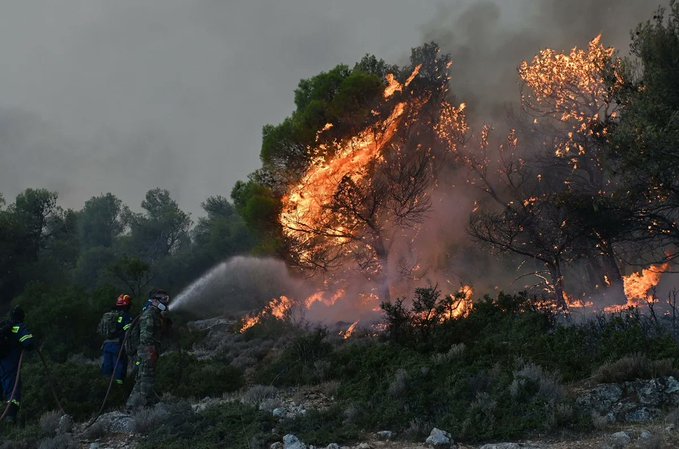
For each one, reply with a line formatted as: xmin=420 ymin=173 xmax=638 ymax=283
xmin=116 ymin=294 xmax=132 ymax=308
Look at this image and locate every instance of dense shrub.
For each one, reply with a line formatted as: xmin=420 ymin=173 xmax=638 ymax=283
xmin=14 ymin=283 xmax=124 ymax=361
xmin=252 ymin=328 xmax=333 ymax=386
xmin=139 ymin=401 xmax=275 ymax=449
xmin=593 ymin=353 xmax=677 ymax=383
xmin=155 ymin=352 xmax=244 ymax=398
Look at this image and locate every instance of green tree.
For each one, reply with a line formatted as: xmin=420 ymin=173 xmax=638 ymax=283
xmin=193 ymin=195 xmax=255 ymax=259
xmin=231 ymin=180 xmax=281 ymax=254
xmin=125 ymin=188 xmax=191 ymax=260
xmin=0 ymin=189 xmax=64 ymax=304
xmin=611 ymin=1 xmax=679 ymax=257
xmin=78 ymin=193 xmax=124 ymax=248
xmin=108 ymin=256 xmax=153 ymax=299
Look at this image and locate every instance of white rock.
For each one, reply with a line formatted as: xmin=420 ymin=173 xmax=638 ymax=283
xmin=57 ymin=414 xmax=74 ymax=434
xmin=283 ymin=434 xmax=308 ymax=449
xmin=609 ymin=431 xmax=632 ymax=448
xmin=639 ymin=430 xmax=653 ymax=440
xmin=325 ymin=444 xmax=340 ymax=449
xmin=273 ymin=408 xmax=287 ymax=418
xmin=425 ymin=427 xmax=453 ymax=448
xmin=375 ymin=430 xmax=395 ymax=440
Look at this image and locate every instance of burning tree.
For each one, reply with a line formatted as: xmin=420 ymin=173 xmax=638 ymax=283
xmin=469 ymin=36 xmax=629 ymax=308
xmin=519 ymin=36 xmax=630 ymax=289
xmin=468 ymin=129 xmax=584 ymax=309
xmin=276 ymin=44 xmax=468 ymax=299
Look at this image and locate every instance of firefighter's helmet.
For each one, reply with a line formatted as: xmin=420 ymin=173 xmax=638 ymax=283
xmin=116 ymin=294 xmax=132 ymax=308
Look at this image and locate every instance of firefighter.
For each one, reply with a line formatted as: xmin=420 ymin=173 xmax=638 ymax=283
xmin=0 ymin=306 xmax=34 ymax=424
xmin=126 ymin=289 xmax=170 ymax=409
xmin=100 ymin=294 xmax=134 ymax=385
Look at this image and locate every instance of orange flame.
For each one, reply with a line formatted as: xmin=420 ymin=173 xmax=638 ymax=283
xmin=239 ymin=295 xmax=294 ymax=333
xmin=519 ymin=35 xmax=623 ymax=159
xmin=603 ymin=262 xmax=671 ymax=313
xmin=280 ymin=65 xmax=467 ymax=268
xmin=342 ymin=320 xmax=360 ymax=340
xmin=444 ymin=285 xmax=474 ymax=320
xmin=623 ymin=262 xmax=670 ymax=304
xmin=564 ymin=291 xmax=594 ymax=309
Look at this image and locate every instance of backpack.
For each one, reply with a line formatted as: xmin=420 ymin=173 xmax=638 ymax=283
xmin=124 ymin=318 xmax=140 ymax=356
xmin=0 ymin=320 xmax=15 ymax=358
xmin=97 ymin=310 xmax=120 ymax=340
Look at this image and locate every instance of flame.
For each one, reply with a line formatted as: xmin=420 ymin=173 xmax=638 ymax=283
xmin=305 ymin=289 xmax=345 ymax=309
xmin=623 ymin=262 xmax=670 ymax=304
xmin=602 ymin=262 xmax=670 ymax=313
xmin=519 ymin=35 xmax=623 ymax=159
xmin=342 ymin=320 xmax=360 ymax=340
xmin=280 ymin=65 xmax=467 ymax=268
xmin=384 ymin=74 xmax=402 ymax=98
xmin=564 ymin=291 xmax=594 ymax=309
xmin=444 ymin=285 xmax=474 ymax=320
xmin=239 ymin=296 xmax=294 ymax=333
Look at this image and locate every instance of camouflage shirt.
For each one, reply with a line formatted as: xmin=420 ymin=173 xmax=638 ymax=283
xmin=139 ymin=304 xmax=162 ymax=348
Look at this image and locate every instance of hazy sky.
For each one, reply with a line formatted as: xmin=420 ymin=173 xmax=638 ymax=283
xmin=0 ymin=0 xmax=658 ymax=217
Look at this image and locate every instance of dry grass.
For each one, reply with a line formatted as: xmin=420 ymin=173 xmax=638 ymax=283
xmin=593 ymin=353 xmax=677 ymax=384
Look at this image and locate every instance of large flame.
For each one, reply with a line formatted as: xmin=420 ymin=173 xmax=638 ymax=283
xmin=622 ymin=262 xmax=670 ymax=305
xmin=519 ymin=35 xmax=623 ymax=158
xmin=280 ymin=65 xmax=468 ymax=269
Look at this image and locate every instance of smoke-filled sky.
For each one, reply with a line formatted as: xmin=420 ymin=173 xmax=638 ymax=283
xmin=0 ymin=0 xmax=658 ymax=217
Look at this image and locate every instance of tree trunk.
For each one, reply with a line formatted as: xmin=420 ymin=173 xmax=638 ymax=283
xmin=549 ymin=262 xmax=567 ymax=310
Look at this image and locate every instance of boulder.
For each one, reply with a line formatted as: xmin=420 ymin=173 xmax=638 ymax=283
xmin=607 ymin=431 xmax=632 ymax=449
xmin=95 ymin=411 xmax=136 ymax=433
xmin=425 ymin=427 xmax=453 ymax=448
xmin=283 ymin=434 xmax=308 ymax=449
xmin=375 ymin=430 xmax=395 ymax=440
xmin=639 ymin=430 xmax=654 ymax=441
xmin=57 ymin=414 xmax=74 ymax=434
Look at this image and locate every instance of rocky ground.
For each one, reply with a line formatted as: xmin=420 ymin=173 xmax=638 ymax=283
xmin=58 ymin=379 xmax=679 ymax=449
xmin=73 ymin=422 xmax=679 ymax=449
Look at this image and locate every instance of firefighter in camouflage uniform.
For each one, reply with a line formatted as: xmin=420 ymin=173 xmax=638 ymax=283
xmin=126 ymin=289 xmax=171 ymax=409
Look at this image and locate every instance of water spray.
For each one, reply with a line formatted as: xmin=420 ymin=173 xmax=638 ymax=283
xmin=168 ymin=256 xmax=301 ymax=317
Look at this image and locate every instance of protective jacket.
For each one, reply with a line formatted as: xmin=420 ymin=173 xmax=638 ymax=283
xmin=101 ymin=309 xmax=134 ymax=384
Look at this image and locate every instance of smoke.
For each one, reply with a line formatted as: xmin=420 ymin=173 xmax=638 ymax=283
xmin=174 ymin=2 xmax=666 ymax=323
xmin=422 ymin=0 xmax=658 ymax=121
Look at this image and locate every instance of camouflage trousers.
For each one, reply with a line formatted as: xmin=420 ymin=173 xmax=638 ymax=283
xmin=126 ymin=345 xmax=158 ymax=409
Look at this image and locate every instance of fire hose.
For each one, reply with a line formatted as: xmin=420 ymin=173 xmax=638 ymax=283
xmin=37 ymin=348 xmax=66 ymax=414
xmin=84 ymin=315 xmax=140 ymax=429
xmin=2 ymin=314 xmax=148 ymax=427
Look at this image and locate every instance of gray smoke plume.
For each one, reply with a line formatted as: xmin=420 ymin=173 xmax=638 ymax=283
xmin=423 ymin=0 xmax=658 ymax=121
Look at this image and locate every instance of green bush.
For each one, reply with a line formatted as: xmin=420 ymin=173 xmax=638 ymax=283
xmin=155 ymin=352 xmax=244 ymax=398
xmin=252 ymin=328 xmax=333 ymax=386
xmin=14 ymin=283 xmax=122 ymax=361
xmin=593 ymin=353 xmax=678 ymax=383
xmin=139 ymin=401 xmax=275 ymax=449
